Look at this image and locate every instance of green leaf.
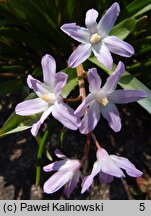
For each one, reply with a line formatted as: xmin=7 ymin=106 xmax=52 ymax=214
xmin=110 ymin=18 xmax=137 ymax=40
xmin=131 ymin=4 xmax=151 ymax=18
xmin=46 ymin=150 xmax=53 ymax=161
xmin=127 ymin=0 xmax=151 ymax=17
xmin=60 ymin=127 xmax=68 ymax=147
xmin=0 ymin=79 xmax=24 ymax=95
xmin=62 ymin=67 xmax=78 ymax=97
xmin=0 ymin=65 xmax=25 ymax=72
xmin=36 ymin=130 xmax=49 ymax=185
xmin=89 ymin=57 xmax=151 ymax=114
xmin=0 ymin=27 xmax=44 ymax=51
xmin=67 ymin=0 xmax=76 ymax=19
xmin=0 ymin=93 xmax=41 ymax=138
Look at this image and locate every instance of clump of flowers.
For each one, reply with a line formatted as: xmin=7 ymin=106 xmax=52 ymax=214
xmin=43 ymin=149 xmax=82 ymax=198
xmin=81 ymin=146 xmax=143 ymax=194
xmin=14 ymin=2 xmax=148 ymax=197
xmin=74 ymin=62 xmax=147 ymax=134
xmin=61 ymin=2 xmax=134 ymax=69
xmin=15 ymin=54 xmax=80 ymax=137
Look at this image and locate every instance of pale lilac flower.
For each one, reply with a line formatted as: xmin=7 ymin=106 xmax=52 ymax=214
xmin=43 ymin=149 xmax=82 ymax=197
xmin=15 ymin=54 xmax=80 ymax=136
xmin=74 ymin=61 xmax=147 ymax=134
xmin=61 ymin=2 xmax=134 ymax=69
xmin=81 ymin=148 xmax=143 ymax=193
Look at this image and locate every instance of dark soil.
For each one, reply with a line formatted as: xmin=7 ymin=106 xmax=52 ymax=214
xmin=0 ymin=93 xmax=151 ymax=200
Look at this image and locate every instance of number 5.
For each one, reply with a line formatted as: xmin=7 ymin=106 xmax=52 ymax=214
xmin=139 ymin=203 xmax=145 ymax=211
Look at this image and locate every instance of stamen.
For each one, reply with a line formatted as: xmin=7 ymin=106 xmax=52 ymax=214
xmin=40 ymin=94 xmax=50 ymax=103
xmin=99 ymin=98 xmax=109 ymax=106
xmin=40 ymin=93 xmax=56 ymax=104
xmin=90 ymin=33 xmax=101 ymax=44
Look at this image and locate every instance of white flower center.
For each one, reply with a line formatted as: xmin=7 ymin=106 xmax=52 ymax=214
xmin=90 ymin=33 xmax=101 ymax=44
xmin=40 ymin=93 xmax=56 ymax=104
xmin=98 ymin=98 xmax=109 ymax=106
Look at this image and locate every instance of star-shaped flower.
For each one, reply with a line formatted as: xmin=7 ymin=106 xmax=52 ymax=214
xmin=15 ymin=54 xmax=80 ymax=136
xmin=81 ymin=148 xmax=143 ymax=193
xmin=74 ymin=62 xmax=147 ymax=134
xmin=43 ymin=149 xmax=82 ymax=197
xmin=61 ymin=2 xmax=134 ymax=69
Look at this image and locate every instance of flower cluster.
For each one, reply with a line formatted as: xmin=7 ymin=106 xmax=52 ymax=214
xmin=74 ymin=62 xmax=147 ymax=134
xmin=15 ymin=55 xmax=80 ymax=137
xmin=61 ymin=2 xmax=134 ymax=69
xmin=43 ymin=148 xmax=142 ymax=197
xmin=43 ymin=149 xmax=82 ymax=197
xmin=15 ymin=2 xmax=148 ymax=197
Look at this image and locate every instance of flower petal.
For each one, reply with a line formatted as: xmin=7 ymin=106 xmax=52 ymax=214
xmin=27 ymin=75 xmax=42 ymax=89
xmin=15 ymin=98 xmax=48 ymax=116
xmin=85 ymin=8 xmax=98 ymax=33
xmin=99 ymin=171 xmax=114 ymax=183
xmin=110 ymin=155 xmax=143 ymax=177
xmin=43 ymin=160 xmax=68 ymax=172
xmin=74 ymin=93 xmax=95 ymax=117
xmin=68 ymin=43 xmax=91 ymax=68
xmin=61 ymin=23 xmax=90 ymax=43
xmin=44 ymin=159 xmax=79 ymax=173
xmin=39 ymin=106 xmax=53 ymax=123
xmin=98 ymin=3 xmax=120 ymax=36
xmin=102 ymin=61 xmax=125 ymax=93
xmin=103 ymin=36 xmax=134 ymax=57
xmin=64 ymin=171 xmax=80 ymax=197
xmin=41 ymin=54 xmax=56 ymax=89
xmin=81 ymin=176 xmax=93 ymax=194
xmin=97 ymin=148 xmax=125 ymax=178
xmin=88 ymin=68 xmax=102 ymax=92
xmin=43 ymin=170 xmax=72 ymax=194
xmin=79 ymin=101 xmax=101 ymax=134
xmin=100 ymin=102 xmax=121 ymax=132
xmin=92 ymin=43 xmax=113 ymax=69
xmin=54 ymin=72 xmax=68 ymax=97
xmin=90 ymin=161 xmax=102 ymax=177
xmin=55 ymin=149 xmax=67 ymax=159
xmin=108 ymin=90 xmax=148 ymax=104
xmin=31 ymin=106 xmax=53 ymax=136
xmin=52 ymin=101 xmax=81 ymax=130
xmin=27 ymin=75 xmax=50 ymax=97
xmin=81 ymin=161 xmax=101 ymax=193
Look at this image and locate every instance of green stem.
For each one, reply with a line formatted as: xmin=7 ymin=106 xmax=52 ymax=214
xmin=36 ymin=130 xmax=49 ymax=185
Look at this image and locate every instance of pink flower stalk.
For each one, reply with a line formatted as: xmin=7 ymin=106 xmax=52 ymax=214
xmin=15 ymin=54 xmax=80 ymax=137
xmin=43 ymin=149 xmax=82 ymax=197
xmin=61 ymin=2 xmax=134 ymax=69
xmin=81 ymin=148 xmax=143 ymax=193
